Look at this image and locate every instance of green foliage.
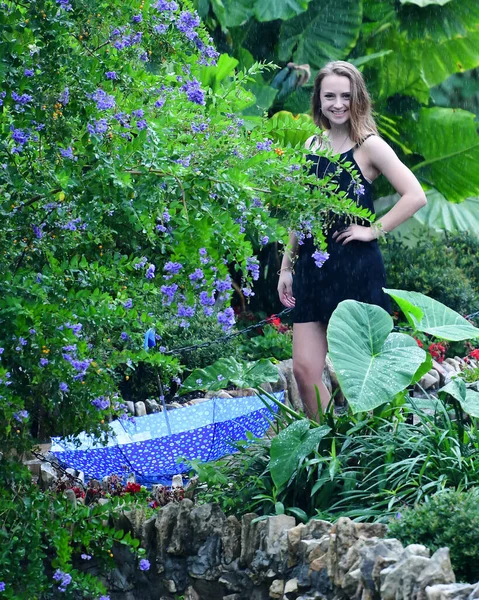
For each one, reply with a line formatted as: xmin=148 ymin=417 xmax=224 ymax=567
xmin=180 ymin=355 xmax=279 ymax=394
xmin=387 ymin=489 xmax=479 ymax=583
xmin=0 ymin=459 xmax=143 ymax=598
xmin=382 ymin=234 xmax=479 ymax=316
xmin=0 ymin=0 xmax=364 ymax=457
xmin=238 ymin=323 xmax=293 ymax=361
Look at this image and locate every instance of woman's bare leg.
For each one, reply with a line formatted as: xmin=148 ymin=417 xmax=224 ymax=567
xmin=292 ymin=321 xmax=330 ymax=420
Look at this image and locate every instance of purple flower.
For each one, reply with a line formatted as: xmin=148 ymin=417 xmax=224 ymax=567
xmin=256 ymin=139 xmax=273 ymax=151
xmin=154 ymin=0 xmax=178 ymax=10
xmin=215 ymin=276 xmax=232 ymax=293
xmin=355 ymin=183 xmax=365 ymax=196
xmin=11 ymin=91 xmax=33 ymax=105
xmin=160 ymin=284 xmax=178 ymax=304
xmin=19 ymin=337 xmax=27 ymax=346
xmin=56 ymin=0 xmax=72 ymax=10
xmin=217 ymin=307 xmax=235 ymax=331
xmin=59 ymin=87 xmax=70 ymax=105
xmin=105 ymin=71 xmax=118 ymax=80
xmin=260 ymin=236 xmax=269 ymax=245
xmin=59 ymin=146 xmax=76 ymax=160
xmin=134 ymin=257 xmax=148 ymax=270
xmin=164 ymin=261 xmax=183 ymax=275
xmin=59 ymin=382 xmax=69 ymax=392
xmin=136 ymin=119 xmax=148 ymax=131
xmin=123 ymin=298 xmax=133 ymax=309
xmin=131 ymin=109 xmax=144 ymax=118
xmin=81 ymin=554 xmax=92 ymax=560
xmin=246 ymin=257 xmax=260 ymax=281
xmin=252 ymin=197 xmax=263 ymax=208
xmin=176 ymin=10 xmax=200 ymax=33
xmin=0 ymin=583 xmax=5 ymax=592
xmin=13 ymin=410 xmax=29 ymax=422
xmin=312 ymin=249 xmax=330 ymax=268
xmin=11 ymin=128 xmax=29 ymax=146
xmin=146 ymin=264 xmax=156 ymax=279
xmin=91 ymin=88 xmax=115 ymax=111
xmin=154 ymin=24 xmax=168 ymax=34
xmin=199 ymin=291 xmax=215 ymax=307
xmin=53 ymin=570 xmax=72 ymax=591
xmin=0 ymin=348 xmax=3 ymax=356
xmin=91 ymin=396 xmax=110 ymax=410
xmin=132 ymin=13 xmax=143 ymax=22
xmin=24 ymin=68 xmax=34 ymax=77
xmin=199 ymin=248 xmax=207 ymax=256
xmin=189 ymin=268 xmax=204 ymax=281
xmin=99 ymin=596 xmax=110 ymax=600
xmin=242 ymin=287 xmax=254 ymax=297
xmin=162 ymin=209 xmax=171 ymax=222
xmin=154 ymin=97 xmax=166 ymax=109
xmin=175 ymin=155 xmax=191 ymax=167
xmin=120 ymin=332 xmax=129 ymax=341
xmin=29 ymin=328 xmax=36 ymax=335
xmin=40 ymin=358 xmax=49 ymax=366
xmin=181 ymin=78 xmax=205 ymax=105
xmin=177 ymin=304 xmax=195 ymax=318
xmin=139 ymin=558 xmax=150 ymax=571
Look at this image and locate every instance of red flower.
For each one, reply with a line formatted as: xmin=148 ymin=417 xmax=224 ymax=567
xmin=414 ymin=338 xmax=423 ymax=348
xmin=125 ymin=482 xmax=141 ymax=493
xmin=266 ymin=315 xmax=281 ymax=328
xmin=428 ymin=343 xmax=446 ymax=363
xmin=470 ymin=348 xmax=479 ymax=360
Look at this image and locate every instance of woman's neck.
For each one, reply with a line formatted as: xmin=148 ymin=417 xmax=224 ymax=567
xmin=325 ymin=125 xmax=352 ymax=153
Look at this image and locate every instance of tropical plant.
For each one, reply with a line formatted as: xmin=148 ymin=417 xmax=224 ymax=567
xmin=197 ymin=0 xmax=479 ymax=232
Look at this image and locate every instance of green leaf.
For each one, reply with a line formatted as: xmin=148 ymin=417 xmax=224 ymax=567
xmin=374 ymin=190 xmax=479 ymax=239
xmin=384 ymin=289 xmax=479 ymax=341
xmin=286 ymin=506 xmax=309 ymax=522
xmin=220 ymin=0 xmax=254 ymax=27
xmin=180 ymin=357 xmax=279 ymax=394
xmin=407 ymin=108 xmax=479 ymax=202
xmin=439 ymin=378 xmax=479 ymax=418
xmin=327 ymin=300 xmax=426 ymax=413
xmin=270 ymin=420 xmax=331 ymax=488
xmin=265 ymin=110 xmax=317 ymax=147
xmin=399 ymin=0 xmax=452 ymax=6
xmin=254 ymin=0 xmax=312 ymax=22
xmin=278 ymin=0 xmax=362 ymax=69
xmin=242 ymin=82 xmax=278 ymax=116
xmin=421 ymin=31 xmax=479 ymax=87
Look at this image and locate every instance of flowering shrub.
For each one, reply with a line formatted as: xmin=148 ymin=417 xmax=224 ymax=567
xmin=0 ymin=0 xmax=366 ymax=458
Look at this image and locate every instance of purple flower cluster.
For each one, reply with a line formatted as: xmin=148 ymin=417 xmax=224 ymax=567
xmin=189 ymin=268 xmax=204 ymax=282
xmin=0 ymin=583 xmax=5 ymax=592
xmin=123 ymin=298 xmax=133 ymax=309
xmin=161 ymin=283 xmax=178 ymax=305
xmin=63 ymin=346 xmax=92 ymax=381
xmin=59 ymin=87 xmax=70 ymax=105
xmin=181 ymin=78 xmax=205 ymax=105
xmin=132 ymin=14 xmax=143 ymax=23
xmin=59 ymin=382 xmax=69 ymax=392
xmin=13 ymin=410 xmax=29 ymax=422
xmin=32 ymin=223 xmax=45 ymax=239
xmin=12 ymin=91 xmax=33 ymax=106
xmin=91 ymin=396 xmax=110 ymax=410
xmin=256 ymin=139 xmax=273 ymax=151
xmin=154 ymin=0 xmax=178 ymax=11
xmin=0 ymin=91 xmax=6 ymax=106
xmin=24 ymin=68 xmax=34 ymax=77
xmin=217 ymin=307 xmax=235 ymax=331
xmin=355 ymin=183 xmax=365 ymax=196
xmin=136 ymin=118 xmax=148 ymax=130
xmin=10 ymin=127 xmax=30 ymax=153
xmin=177 ymin=304 xmax=195 ymax=318
xmin=40 ymin=357 xmax=49 ymax=366
xmin=91 ymin=89 xmax=116 ymax=111
xmin=246 ymin=257 xmax=260 ymax=281
xmin=164 ymin=261 xmax=183 ymax=275
xmin=120 ymin=332 xmax=129 ymax=341
xmin=81 ymin=554 xmax=92 ymax=560
xmin=191 ymin=121 xmax=208 ymax=134
xmin=215 ymin=275 xmax=232 ymax=293
xmin=134 ymin=257 xmax=148 ymax=270
xmin=112 ymin=30 xmax=143 ymax=50
xmin=312 ymin=249 xmax=330 ymax=268
xmin=87 ymin=118 xmax=109 ymax=136
xmin=175 ymin=155 xmax=191 ymax=167
xmin=145 ymin=263 xmax=156 ymax=279
xmin=59 ymin=146 xmax=77 ymax=160
xmin=56 ymin=0 xmax=73 ymax=11
xmin=153 ymin=23 xmax=168 ymax=34
xmin=61 ymin=217 xmax=83 ymax=231
xmin=105 ymin=71 xmax=118 ymax=80
xmin=154 ymin=96 xmax=166 ymax=109
xmin=53 ymin=569 xmax=72 ymax=592
xmin=63 ymin=322 xmax=83 ymax=336
xmin=260 ymin=235 xmax=269 ymax=245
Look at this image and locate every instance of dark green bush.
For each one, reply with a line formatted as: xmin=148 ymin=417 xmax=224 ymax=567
xmin=381 ymin=232 xmax=479 ymax=316
xmin=387 ymin=489 xmax=479 ymax=583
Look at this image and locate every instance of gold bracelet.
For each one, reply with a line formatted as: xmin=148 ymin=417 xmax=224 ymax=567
xmin=277 ymin=267 xmax=295 ymax=275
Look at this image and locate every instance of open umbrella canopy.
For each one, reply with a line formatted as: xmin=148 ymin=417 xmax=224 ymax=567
xmin=51 ymin=392 xmax=283 ymax=485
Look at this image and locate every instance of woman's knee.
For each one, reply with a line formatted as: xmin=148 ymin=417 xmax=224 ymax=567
xmin=293 ymin=357 xmax=324 ymax=385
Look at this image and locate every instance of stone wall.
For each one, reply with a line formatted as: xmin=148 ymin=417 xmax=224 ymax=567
xmin=99 ymin=502 xmax=479 ymax=600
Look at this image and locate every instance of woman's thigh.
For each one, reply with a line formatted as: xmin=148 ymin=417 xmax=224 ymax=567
xmin=292 ymin=321 xmax=328 ymax=373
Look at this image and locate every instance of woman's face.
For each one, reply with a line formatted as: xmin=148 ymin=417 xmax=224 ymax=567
xmin=319 ymin=74 xmax=351 ymax=126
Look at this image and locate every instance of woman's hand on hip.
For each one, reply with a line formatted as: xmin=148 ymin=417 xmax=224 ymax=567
xmin=332 ymin=224 xmax=376 ymax=245
xmin=277 ymin=272 xmax=295 ymax=308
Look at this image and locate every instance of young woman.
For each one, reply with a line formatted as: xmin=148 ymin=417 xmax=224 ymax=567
xmin=277 ymin=60 xmax=427 ymax=420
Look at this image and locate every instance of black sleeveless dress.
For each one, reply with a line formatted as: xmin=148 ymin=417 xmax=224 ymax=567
xmin=292 ymin=145 xmax=391 ymax=324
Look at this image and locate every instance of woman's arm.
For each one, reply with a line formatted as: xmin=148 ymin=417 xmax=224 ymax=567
xmin=334 ymin=136 xmax=427 ymax=244
xmin=277 ymin=232 xmax=298 ymax=308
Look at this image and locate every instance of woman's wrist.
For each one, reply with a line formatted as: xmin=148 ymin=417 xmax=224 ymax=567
xmin=278 ymin=266 xmax=294 ymax=275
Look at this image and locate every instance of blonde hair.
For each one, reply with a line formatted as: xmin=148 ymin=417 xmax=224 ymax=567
xmin=311 ymin=61 xmax=378 ymax=145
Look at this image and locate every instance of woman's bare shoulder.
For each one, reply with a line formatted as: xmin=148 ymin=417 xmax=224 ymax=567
xmin=304 ymin=135 xmax=318 ymax=150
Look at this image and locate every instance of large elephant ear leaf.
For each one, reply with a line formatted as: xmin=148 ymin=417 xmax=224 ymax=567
xmin=407 ymin=108 xmax=479 ymax=203
xmin=327 ymin=300 xmax=426 ymax=413
xmin=254 ymin=0 xmax=313 ymax=22
xmin=439 ymin=378 xmax=479 ymax=418
xmin=384 ymin=289 xmax=479 ymax=341
xmin=278 ymin=0 xmax=362 ymax=69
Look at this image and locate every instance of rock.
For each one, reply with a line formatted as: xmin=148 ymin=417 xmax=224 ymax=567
xmin=63 ymin=488 xmax=77 ymax=508
xmin=167 ymin=401 xmax=183 ymax=409
xmin=168 ymin=499 xmax=194 ymax=555
xmin=258 ymin=381 xmax=273 ymax=394
xmin=135 ymin=401 xmax=147 ymax=416
xmin=468 ymin=582 xmax=479 ymax=598
xmin=418 ymin=371 xmax=440 ymax=391
xmin=240 ymin=513 xmax=266 ymax=567
xmin=269 ymin=579 xmax=284 ymax=598
xmin=432 ymin=360 xmax=448 ymax=386
xmin=223 ymin=595 xmax=242 ymax=600
xmin=205 ymin=390 xmax=233 ymax=399
xmin=358 ymin=538 xmax=404 ymax=598
xmin=299 ymin=537 xmax=330 ymax=563
xmin=227 ymin=388 xmax=258 ymax=397
xmin=145 ymin=398 xmax=161 ymax=413
xmin=379 ymin=544 xmax=435 ymax=600
xmin=155 ymin=502 xmax=181 ymax=559
xmin=222 ymin=515 xmax=241 ymax=565
xmin=277 ymin=359 xmax=302 ymax=411
xmin=188 ymin=398 xmax=208 ymax=405
xmin=184 ymin=585 xmax=200 ymax=600
xmin=426 ymin=583 xmax=478 ymax=599
xmin=125 ymin=401 xmax=135 ymax=414
xmin=40 ymin=461 xmax=58 ymax=489
xmin=415 ymin=548 xmax=455 ymax=599
xmin=270 ymin=366 xmax=288 ymax=394
xmin=189 ymin=503 xmax=226 ymax=553
xmin=263 ymin=514 xmax=296 ymax=561
xmin=444 ymin=358 xmax=461 ymax=372
xmin=187 ymin=535 xmax=223 ymax=579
